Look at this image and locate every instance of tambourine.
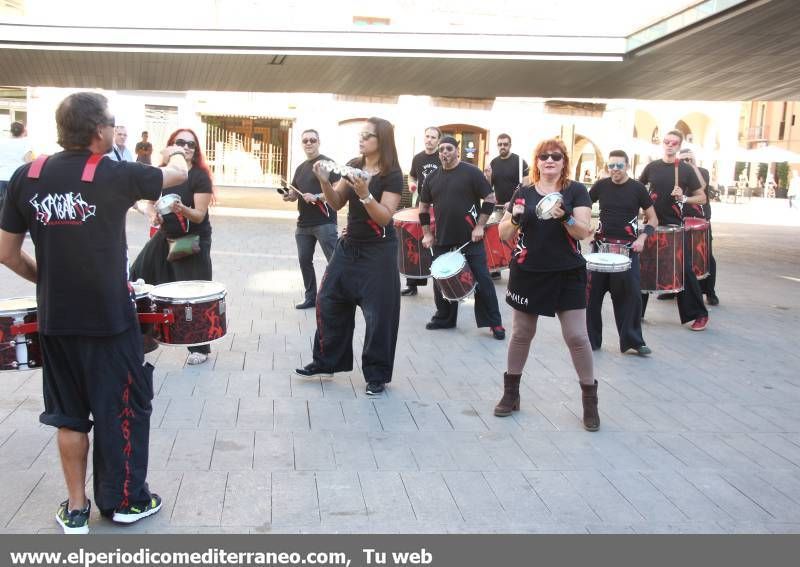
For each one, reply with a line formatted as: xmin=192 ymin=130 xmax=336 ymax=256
xmin=156 ymin=194 xmax=182 ymax=216
xmin=318 ymin=160 xmax=370 ymax=181
xmin=535 ymin=192 xmax=564 ymax=220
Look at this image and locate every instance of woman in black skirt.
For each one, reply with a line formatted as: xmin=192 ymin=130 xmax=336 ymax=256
xmin=294 ymin=117 xmax=402 ymax=396
xmin=130 ymin=128 xmax=214 ymax=366
xmin=495 ymin=139 xmax=600 ymax=430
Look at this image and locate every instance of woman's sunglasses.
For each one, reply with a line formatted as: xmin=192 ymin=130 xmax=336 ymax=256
xmin=538 ymin=152 xmax=563 ymax=162
xmin=174 ymin=139 xmax=197 ymax=150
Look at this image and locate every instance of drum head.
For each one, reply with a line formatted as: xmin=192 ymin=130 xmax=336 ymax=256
xmin=585 ymin=252 xmax=631 ymax=272
xmin=0 ymin=297 xmax=37 ymax=315
xmin=658 ymin=224 xmax=683 ymax=233
xmin=393 ymin=208 xmax=420 ymax=223
xmin=683 ymin=218 xmax=708 ymax=230
xmin=431 ymin=252 xmax=466 ymax=278
xmin=150 ymin=281 xmax=226 ymax=302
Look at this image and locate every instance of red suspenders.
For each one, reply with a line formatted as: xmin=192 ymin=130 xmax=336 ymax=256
xmin=27 ymin=153 xmax=105 ymax=182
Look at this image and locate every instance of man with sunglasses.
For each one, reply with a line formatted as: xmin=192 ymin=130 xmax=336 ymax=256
xmin=678 ymin=148 xmax=719 ymax=306
xmin=485 ymin=133 xmax=529 ymax=280
xmin=418 ymin=136 xmax=505 ymax=340
xmin=283 ymin=129 xmax=340 ymax=309
xmin=0 ymin=92 xmax=188 ymax=533
xmin=105 ymin=125 xmax=133 ymax=162
xmin=401 ymin=126 xmax=442 ymax=296
xmin=587 ymin=150 xmax=658 ymax=355
xmin=639 ymin=130 xmax=709 ymax=331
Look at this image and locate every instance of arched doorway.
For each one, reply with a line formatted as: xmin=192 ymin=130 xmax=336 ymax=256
xmin=438 ymin=124 xmax=488 ymax=170
xmin=573 ymin=135 xmax=604 ymax=184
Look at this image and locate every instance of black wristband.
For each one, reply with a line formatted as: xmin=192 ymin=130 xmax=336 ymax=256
xmin=418 ymin=212 xmax=431 ymax=226
xmin=480 ymin=201 xmax=495 ymax=216
xmin=643 ymin=224 xmax=655 ymax=237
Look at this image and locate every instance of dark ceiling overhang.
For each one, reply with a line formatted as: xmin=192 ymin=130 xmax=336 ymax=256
xmin=0 ymin=0 xmax=798 ymax=100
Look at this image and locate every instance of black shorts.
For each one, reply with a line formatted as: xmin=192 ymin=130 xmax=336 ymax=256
xmin=505 ymin=263 xmax=587 ymax=316
xmin=39 ymin=325 xmax=154 ymax=433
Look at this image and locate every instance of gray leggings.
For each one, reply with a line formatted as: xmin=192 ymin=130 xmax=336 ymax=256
xmin=506 ymin=308 xmax=594 ymax=385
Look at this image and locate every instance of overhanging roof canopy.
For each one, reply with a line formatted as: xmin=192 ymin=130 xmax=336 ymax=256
xmin=1 ymin=0 xmax=798 ymax=100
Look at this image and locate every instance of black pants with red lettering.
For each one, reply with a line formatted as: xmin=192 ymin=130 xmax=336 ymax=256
xmin=312 ymin=238 xmax=400 ymax=384
xmin=587 ymin=252 xmax=646 ymax=352
xmin=39 ymin=324 xmax=154 ymax=512
xmin=642 ymin=237 xmax=708 ymax=323
xmin=430 ymin=241 xmax=502 ymax=329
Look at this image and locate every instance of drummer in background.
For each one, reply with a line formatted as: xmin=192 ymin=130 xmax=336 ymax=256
xmin=419 ymin=136 xmax=505 ymax=340
xmin=0 ymin=92 xmax=188 ymax=532
xmin=639 ymin=130 xmax=709 ymax=330
xmin=295 ymin=117 xmax=402 ymax=396
xmin=496 ymin=139 xmax=600 ymax=430
xmin=401 ymin=126 xmax=441 ymax=297
xmin=484 ymin=133 xmax=529 ymax=279
xmin=587 ymin=150 xmax=658 ymax=356
xmin=678 ymin=148 xmax=719 ymax=306
xmin=283 ymin=129 xmax=340 ymax=309
xmin=130 ymin=128 xmax=215 ymax=365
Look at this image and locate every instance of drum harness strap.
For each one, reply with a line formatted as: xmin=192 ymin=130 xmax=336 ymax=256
xmin=27 ymin=153 xmax=105 ymax=182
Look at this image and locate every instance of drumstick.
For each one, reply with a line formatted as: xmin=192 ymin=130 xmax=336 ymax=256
xmin=279 ymin=178 xmax=304 ymax=197
xmin=673 ymin=158 xmax=681 ymax=203
xmin=454 ymin=241 xmax=471 ymax=253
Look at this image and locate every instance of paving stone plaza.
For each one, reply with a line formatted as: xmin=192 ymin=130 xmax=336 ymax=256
xmin=1 ymin=198 xmax=799 ymax=534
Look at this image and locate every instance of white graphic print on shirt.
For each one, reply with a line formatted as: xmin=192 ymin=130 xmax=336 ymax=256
xmin=30 ymin=193 xmax=97 ymax=226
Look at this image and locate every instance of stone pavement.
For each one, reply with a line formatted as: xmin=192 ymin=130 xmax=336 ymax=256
xmin=1 ymin=198 xmax=799 ymax=534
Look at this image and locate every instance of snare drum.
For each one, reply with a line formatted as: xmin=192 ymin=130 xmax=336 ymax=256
xmin=431 ymin=251 xmax=476 ymax=302
xmin=0 ymin=297 xmax=41 ymax=371
xmin=683 ymin=217 xmax=710 ymax=280
xmin=598 ymin=242 xmax=630 ymax=257
xmin=639 ymin=225 xmax=685 ymax=294
xmin=149 ymin=281 xmax=227 ymax=346
xmin=393 ymin=208 xmax=435 ymax=278
xmin=584 ymin=252 xmax=631 ymax=273
xmin=484 ymin=207 xmax=517 ymax=271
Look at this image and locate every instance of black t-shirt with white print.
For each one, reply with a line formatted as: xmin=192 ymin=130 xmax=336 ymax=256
xmin=291 ymin=154 xmax=340 ymax=228
xmin=638 ymin=159 xmax=703 ymax=226
xmin=343 ymin=159 xmax=403 ymax=244
xmin=419 ymin=161 xmax=493 ymax=247
xmin=589 ymin=177 xmax=652 ymax=241
xmin=505 ymin=181 xmax=592 ymax=272
xmin=409 ymin=151 xmax=441 ymax=191
xmin=0 ymin=150 xmax=163 ymax=335
xmin=490 ymin=153 xmax=529 ymax=205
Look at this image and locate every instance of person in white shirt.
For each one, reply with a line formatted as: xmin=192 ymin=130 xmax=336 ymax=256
xmin=106 ymin=125 xmax=134 ymax=162
xmin=0 ymin=121 xmax=34 ymax=211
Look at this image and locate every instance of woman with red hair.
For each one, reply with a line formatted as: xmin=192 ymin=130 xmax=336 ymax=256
xmin=130 ymin=128 xmax=215 ymax=365
xmin=496 ymin=139 xmax=600 ymax=430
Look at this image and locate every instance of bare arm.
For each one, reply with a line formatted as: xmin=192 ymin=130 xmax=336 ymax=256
xmin=631 ymin=206 xmax=659 ymax=253
xmin=565 ymin=205 xmax=594 ymax=240
xmin=0 ymin=230 xmax=36 ymax=283
xmin=687 ymin=164 xmax=708 ymax=205
xmin=159 ymin=148 xmax=189 ymax=189
xmin=349 ymin=175 xmax=399 ymax=226
xmin=171 ymin=192 xmax=211 ymax=224
xmin=498 ymin=210 xmax=518 ymax=242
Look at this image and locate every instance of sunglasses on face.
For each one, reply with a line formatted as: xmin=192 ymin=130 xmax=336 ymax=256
xmin=438 ymin=145 xmax=456 ymax=153
xmin=302 ymin=138 xmax=318 ymax=144
xmin=607 ymin=162 xmax=626 ymax=170
xmin=174 ymin=139 xmax=197 ymax=150
xmin=497 ymin=142 xmax=510 ymax=147
xmin=663 ymin=139 xmax=681 ymax=147
xmin=681 ymin=157 xmax=693 ymax=163
xmin=538 ymin=152 xmax=563 ymax=162
xmin=359 ymin=132 xmax=377 ymax=141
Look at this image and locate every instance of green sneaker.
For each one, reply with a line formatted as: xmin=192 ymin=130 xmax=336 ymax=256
xmin=55 ymin=499 xmax=91 ymax=534
xmin=112 ymin=494 xmax=162 ymax=524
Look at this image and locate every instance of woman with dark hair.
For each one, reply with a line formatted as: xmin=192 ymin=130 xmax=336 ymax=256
xmin=130 ymin=128 xmax=215 ymax=365
xmin=495 ymin=139 xmax=600 ymax=430
xmin=294 ymin=117 xmax=403 ymax=395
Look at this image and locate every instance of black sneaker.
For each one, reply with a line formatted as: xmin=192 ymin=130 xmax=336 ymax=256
xmin=366 ymin=382 xmax=385 ymax=395
xmin=490 ymin=271 xmax=502 ymax=280
xmin=295 ymin=363 xmax=334 ymax=378
xmin=491 ymin=325 xmax=506 ymax=340
xmin=56 ymin=499 xmax=91 ymax=534
xmin=707 ymin=294 xmax=720 ymax=306
xmin=112 ymin=494 xmax=162 ymax=524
